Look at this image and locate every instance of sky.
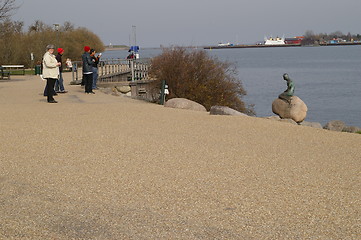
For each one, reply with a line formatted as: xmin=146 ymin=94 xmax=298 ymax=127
xmin=11 ymin=0 xmax=361 ymax=48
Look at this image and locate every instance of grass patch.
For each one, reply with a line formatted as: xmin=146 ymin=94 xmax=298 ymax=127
xmin=10 ymin=69 xmax=72 ymax=75
xmin=9 ymin=69 xmax=37 ymax=75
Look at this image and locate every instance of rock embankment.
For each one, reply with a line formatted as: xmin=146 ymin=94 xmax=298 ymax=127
xmin=163 ymin=98 xmax=360 ymax=133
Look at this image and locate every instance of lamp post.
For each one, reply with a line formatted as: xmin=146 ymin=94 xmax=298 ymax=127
xmin=53 ymin=23 xmax=60 ymax=47
xmin=132 ymin=25 xmax=136 ymax=47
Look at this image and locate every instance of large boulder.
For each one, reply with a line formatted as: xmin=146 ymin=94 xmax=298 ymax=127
xmin=272 ymin=96 xmax=308 ymax=123
xmin=342 ymin=126 xmax=361 ymax=133
xmin=323 ymin=120 xmax=345 ymax=132
xmin=164 ymin=98 xmax=207 ymax=112
xmin=210 ymin=106 xmax=248 ymax=116
xmin=115 ymin=85 xmax=131 ymax=94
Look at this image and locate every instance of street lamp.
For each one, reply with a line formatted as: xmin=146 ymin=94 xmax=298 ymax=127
xmin=53 ymin=23 xmax=60 ymax=47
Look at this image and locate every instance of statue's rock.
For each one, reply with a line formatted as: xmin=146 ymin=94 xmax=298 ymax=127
xmin=164 ymin=98 xmax=207 ymax=112
xmin=272 ymin=96 xmax=307 ymax=123
xmin=210 ymin=106 xmax=248 ymax=116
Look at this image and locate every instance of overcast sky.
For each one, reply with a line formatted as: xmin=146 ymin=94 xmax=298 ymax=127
xmin=12 ymin=0 xmax=361 ymax=47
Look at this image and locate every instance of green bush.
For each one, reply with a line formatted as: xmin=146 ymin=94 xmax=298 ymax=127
xmin=149 ymin=47 xmax=254 ymax=115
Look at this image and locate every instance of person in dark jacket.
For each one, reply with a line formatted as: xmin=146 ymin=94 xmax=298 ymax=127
xmin=82 ymin=46 xmax=94 ymax=94
xmin=54 ymin=48 xmax=67 ymax=93
xmin=90 ymin=49 xmax=101 ymax=90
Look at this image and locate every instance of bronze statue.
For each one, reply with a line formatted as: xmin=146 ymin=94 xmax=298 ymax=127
xmin=278 ymin=73 xmax=295 ymax=104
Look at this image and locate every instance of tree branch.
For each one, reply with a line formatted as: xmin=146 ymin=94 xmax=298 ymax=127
xmin=0 ymin=0 xmax=19 ymax=20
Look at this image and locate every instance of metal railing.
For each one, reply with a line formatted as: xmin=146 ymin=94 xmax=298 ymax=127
xmin=70 ymin=58 xmax=150 ymax=84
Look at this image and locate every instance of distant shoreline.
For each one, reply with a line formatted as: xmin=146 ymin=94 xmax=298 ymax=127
xmin=204 ymin=42 xmax=361 ymax=49
xmin=104 ymin=47 xmax=129 ymax=51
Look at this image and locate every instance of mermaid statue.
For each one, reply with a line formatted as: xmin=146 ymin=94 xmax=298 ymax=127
xmin=278 ymin=73 xmax=295 ymax=104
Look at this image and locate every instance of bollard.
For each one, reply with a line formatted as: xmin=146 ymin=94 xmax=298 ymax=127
xmin=160 ymin=80 xmax=169 ymax=105
xmin=34 ymin=65 xmax=41 ymax=75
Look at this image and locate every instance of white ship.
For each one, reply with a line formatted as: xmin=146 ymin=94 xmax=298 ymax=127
xmin=264 ymin=36 xmax=285 ymax=45
xmin=218 ymin=42 xmax=233 ymax=47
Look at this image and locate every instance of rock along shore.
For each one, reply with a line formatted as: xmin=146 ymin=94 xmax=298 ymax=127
xmin=0 ymin=73 xmax=360 ymax=239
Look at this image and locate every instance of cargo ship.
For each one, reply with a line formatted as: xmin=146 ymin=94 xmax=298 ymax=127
xmin=284 ymin=36 xmax=304 ymax=45
xmin=263 ymin=36 xmax=304 ymax=45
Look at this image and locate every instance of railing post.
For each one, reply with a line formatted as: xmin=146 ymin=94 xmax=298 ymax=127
xmin=71 ymin=62 xmax=75 ymax=82
xmin=76 ymin=62 xmax=79 ymax=82
xmin=131 ymin=59 xmax=135 ymax=82
xmin=70 ymin=62 xmax=81 ymax=85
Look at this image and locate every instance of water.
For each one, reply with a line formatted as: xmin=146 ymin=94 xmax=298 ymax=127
xmin=102 ymin=46 xmax=361 ymax=127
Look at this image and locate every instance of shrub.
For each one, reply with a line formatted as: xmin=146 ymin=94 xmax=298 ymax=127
xmin=149 ymin=47 xmax=254 ymax=115
xmin=0 ymin=20 xmax=104 ymax=67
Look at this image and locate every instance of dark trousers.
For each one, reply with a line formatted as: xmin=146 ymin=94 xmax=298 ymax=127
xmin=84 ymin=73 xmax=93 ymax=93
xmin=43 ymin=85 xmax=56 ymax=97
xmin=46 ymin=78 xmax=57 ymax=102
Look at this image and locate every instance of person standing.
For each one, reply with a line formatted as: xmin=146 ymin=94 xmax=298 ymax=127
xmin=42 ymin=44 xmax=61 ymax=103
xmin=90 ymin=49 xmax=101 ymax=90
xmin=66 ymin=58 xmax=73 ymax=71
xmin=55 ymin=48 xmax=68 ymax=93
xmin=82 ymin=46 xmax=94 ymax=94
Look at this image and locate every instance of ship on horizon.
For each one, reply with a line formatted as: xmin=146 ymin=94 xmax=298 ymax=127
xmin=204 ymin=36 xmax=305 ymax=49
xmin=218 ymin=42 xmax=234 ymax=47
xmin=264 ymin=36 xmax=304 ymax=45
xmin=264 ymin=36 xmax=285 ymax=45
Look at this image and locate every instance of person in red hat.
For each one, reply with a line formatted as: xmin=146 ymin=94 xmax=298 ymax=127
xmin=82 ymin=46 xmax=95 ymax=94
xmin=55 ymin=48 xmax=68 ymax=93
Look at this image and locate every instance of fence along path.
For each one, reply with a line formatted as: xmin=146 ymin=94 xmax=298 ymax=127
xmin=70 ymin=59 xmax=150 ymax=84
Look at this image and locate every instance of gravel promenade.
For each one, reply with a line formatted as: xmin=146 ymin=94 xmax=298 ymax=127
xmin=0 ymin=73 xmax=360 ymax=239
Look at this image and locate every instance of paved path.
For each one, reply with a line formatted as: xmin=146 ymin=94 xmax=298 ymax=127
xmin=0 ymin=73 xmax=360 ymax=239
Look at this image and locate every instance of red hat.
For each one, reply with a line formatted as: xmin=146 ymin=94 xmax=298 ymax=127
xmin=84 ymin=46 xmax=90 ymax=52
xmin=57 ymin=48 xmax=64 ymax=54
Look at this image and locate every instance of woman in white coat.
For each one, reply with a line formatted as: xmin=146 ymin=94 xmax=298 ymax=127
xmin=42 ymin=44 xmax=61 ymax=103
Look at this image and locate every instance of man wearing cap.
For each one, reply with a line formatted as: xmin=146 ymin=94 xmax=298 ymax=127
xmin=55 ymin=48 xmax=67 ymax=93
xmin=82 ymin=46 xmax=95 ymax=94
xmin=43 ymin=44 xmax=61 ymax=103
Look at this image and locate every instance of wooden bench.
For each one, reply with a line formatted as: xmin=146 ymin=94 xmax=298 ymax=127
xmin=0 ymin=66 xmax=11 ymax=80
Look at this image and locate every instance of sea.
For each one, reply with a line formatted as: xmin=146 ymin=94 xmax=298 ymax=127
xmin=102 ymin=45 xmax=361 ymax=127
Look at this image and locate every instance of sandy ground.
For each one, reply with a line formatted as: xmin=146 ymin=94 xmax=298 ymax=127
xmin=0 ymin=73 xmax=360 ymax=239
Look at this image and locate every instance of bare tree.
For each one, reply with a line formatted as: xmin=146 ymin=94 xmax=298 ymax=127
xmin=28 ymin=20 xmax=50 ymax=32
xmin=330 ymin=31 xmax=344 ymax=38
xmin=61 ymin=21 xmax=75 ymax=31
xmin=0 ymin=0 xmax=19 ymax=21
